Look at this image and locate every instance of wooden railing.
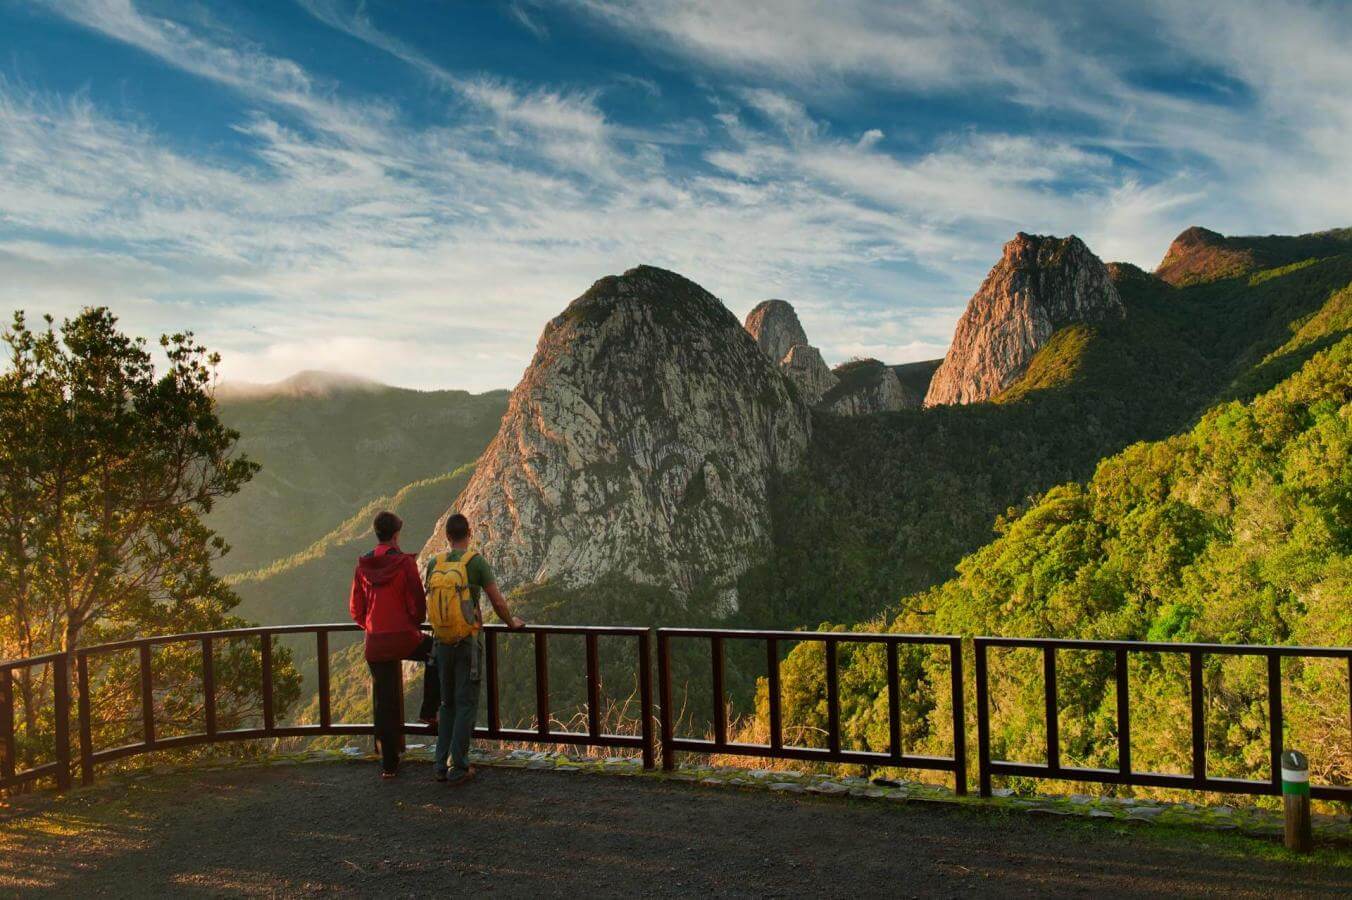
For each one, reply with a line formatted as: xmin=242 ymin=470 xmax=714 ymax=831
xmin=3 ymin=627 xmax=1350 ymax=804
xmin=657 ymin=628 xmax=966 ymax=794
xmin=974 ymin=637 xmax=1352 ymax=802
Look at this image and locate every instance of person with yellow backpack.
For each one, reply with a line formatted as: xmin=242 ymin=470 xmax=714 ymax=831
xmin=424 ymin=512 xmax=524 ymax=785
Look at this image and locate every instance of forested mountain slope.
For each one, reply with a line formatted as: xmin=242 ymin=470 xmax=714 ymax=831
xmin=741 ymin=234 xmax=1352 ymax=631
xmin=766 ymin=238 xmax=1352 ymax=788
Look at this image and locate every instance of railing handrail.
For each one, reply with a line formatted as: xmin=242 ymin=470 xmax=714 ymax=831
xmin=975 ymin=635 xmax=1352 ymax=657
xmin=71 ymin=622 xmax=651 ymax=657
xmin=0 ymin=650 xmax=69 ymax=672
xmin=657 ymin=627 xmax=961 ymax=644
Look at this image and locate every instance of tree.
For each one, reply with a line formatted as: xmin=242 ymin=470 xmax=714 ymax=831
xmin=1 ymin=308 xmax=297 ymax=764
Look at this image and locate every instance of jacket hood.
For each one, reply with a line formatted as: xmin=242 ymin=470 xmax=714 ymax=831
xmin=355 ymin=550 xmax=407 ymax=587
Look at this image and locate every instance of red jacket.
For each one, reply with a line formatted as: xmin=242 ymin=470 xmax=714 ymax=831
xmin=349 ymin=543 xmax=427 ymax=662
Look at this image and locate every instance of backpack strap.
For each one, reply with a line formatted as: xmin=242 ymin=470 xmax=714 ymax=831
xmin=423 ymin=552 xmax=445 ymax=589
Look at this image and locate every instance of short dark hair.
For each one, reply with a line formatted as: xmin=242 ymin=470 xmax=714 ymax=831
xmin=373 ymin=511 xmax=403 ymax=543
xmin=445 ymin=513 xmax=471 ymax=542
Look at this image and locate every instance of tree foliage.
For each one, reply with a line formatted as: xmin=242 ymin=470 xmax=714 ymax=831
xmin=0 ymin=308 xmax=298 ymax=766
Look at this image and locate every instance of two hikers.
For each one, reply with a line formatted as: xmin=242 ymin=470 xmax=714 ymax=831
xmin=348 ymin=510 xmax=522 ymax=782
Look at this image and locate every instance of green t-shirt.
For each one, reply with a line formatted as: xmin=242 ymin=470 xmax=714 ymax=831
xmin=423 ymin=548 xmax=496 ymax=604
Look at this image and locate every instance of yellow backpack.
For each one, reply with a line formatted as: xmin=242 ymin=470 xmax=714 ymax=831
xmin=425 ymin=550 xmax=481 ymax=643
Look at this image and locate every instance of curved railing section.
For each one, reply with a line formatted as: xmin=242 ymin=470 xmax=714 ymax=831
xmin=2 ymin=627 xmax=1349 ymax=802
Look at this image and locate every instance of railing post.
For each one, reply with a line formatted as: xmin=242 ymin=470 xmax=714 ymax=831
xmin=315 ymin=631 xmax=330 ymax=731
xmin=767 ymin=637 xmax=783 ymax=752
xmin=585 ymin=633 xmax=601 ymax=738
xmin=485 ymin=629 xmax=501 ymax=734
xmin=0 ymin=669 xmax=15 ymax=791
xmin=534 ymin=631 xmax=550 ymax=736
xmin=1189 ymin=649 xmax=1206 ymax=787
xmin=974 ymin=639 xmax=992 ymax=798
xmin=657 ymin=631 xmax=676 ymax=771
xmin=260 ymin=632 xmax=275 ymax=733
xmin=202 ymin=637 xmax=217 ymax=738
xmin=1043 ymin=645 xmax=1059 ymax=773
xmin=638 ymin=630 xmax=655 ymax=771
xmin=1115 ymin=647 xmax=1131 ymax=777
xmin=825 ymin=638 xmax=841 ymax=756
xmin=950 ymin=639 xmax=967 ymax=795
xmin=53 ymin=653 xmax=72 ymax=791
xmin=139 ymin=643 xmax=155 ymax=747
xmin=886 ymin=641 xmax=901 ymax=760
xmin=711 ymin=635 xmax=727 ymax=747
xmin=1267 ymin=653 xmax=1283 ymax=791
xmin=77 ymin=653 xmax=94 ymax=786
xmin=0 ymin=670 xmax=12 ymax=788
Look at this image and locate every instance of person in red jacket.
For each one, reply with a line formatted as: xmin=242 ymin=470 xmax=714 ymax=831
xmin=349 ymin=510 xmax=438 ymax=778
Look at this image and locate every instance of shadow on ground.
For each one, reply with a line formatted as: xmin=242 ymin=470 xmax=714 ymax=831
xmin=1 ymin=761 xmax=1349 ymax=897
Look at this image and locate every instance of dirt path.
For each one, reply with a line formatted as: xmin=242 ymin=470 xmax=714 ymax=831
xmin=1 ymin=761 xmax=1349 ymax=897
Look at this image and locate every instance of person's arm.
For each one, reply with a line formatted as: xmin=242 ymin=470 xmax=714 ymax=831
xmin=348 ymin=569 xmax=366 ymax=628
xmin=405 ymin=556 xmax=427 ymax=624
xmin=483 ymin=582 xmax=524 ymax=629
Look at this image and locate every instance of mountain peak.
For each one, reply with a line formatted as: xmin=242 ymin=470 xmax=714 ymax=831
xmin=433 ymin=266 xmax=811 ymax=607
xmin=744 ymin=299 xmax=809 ymax=363
xmin=554 ymin=265 xmax=735 ymax=335
xmin=925 ymin=232 xmax=1122 ymax=406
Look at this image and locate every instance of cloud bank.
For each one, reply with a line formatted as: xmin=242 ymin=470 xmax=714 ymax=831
xmin=0 ymin=0 xmax=1348 ymax=390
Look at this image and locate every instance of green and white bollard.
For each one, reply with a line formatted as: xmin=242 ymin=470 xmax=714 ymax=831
xmin=1282 ymin=749 xmax=1311 ymax=853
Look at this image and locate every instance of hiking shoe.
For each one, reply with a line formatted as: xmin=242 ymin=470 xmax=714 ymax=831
xmin=435 ymin=771 xmax=448 ymax=783
xmin=418 ymin=716 xmax=438 ymax=728
xmin=380 ymin=770 xmax=398 ymax=780
xmin=445 ymin=768 xmax=476 ymax=787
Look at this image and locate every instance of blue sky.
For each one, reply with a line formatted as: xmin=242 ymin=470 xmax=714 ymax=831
xmin=2 ymin=1 xmax=1351 ymax=391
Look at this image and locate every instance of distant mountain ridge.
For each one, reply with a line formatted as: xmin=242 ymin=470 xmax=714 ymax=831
xmin=215 ymin=369 xmax=385 ymax=399
xmin=1155 ymin=225 xmax=1352 ymax=287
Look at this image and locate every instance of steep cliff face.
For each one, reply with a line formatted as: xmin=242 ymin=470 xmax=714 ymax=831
xmin=425 ymin=266 xmax=811 ymax=607
xmin=820 ymin=358 xmax=908 ymax=415
xmin=924 ymin=233 xmax=1123 ymax=406
xmin=779 ymin=343 xmax=838 ymax=404
xmin=745 ymin=299 xmax=809 ymax=363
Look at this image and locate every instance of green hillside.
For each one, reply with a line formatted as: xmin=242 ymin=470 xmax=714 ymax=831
xmin=210 ymin=374 xmax=507 ymax=575
xmin=229 ymin=465 xmax=477 ymax=626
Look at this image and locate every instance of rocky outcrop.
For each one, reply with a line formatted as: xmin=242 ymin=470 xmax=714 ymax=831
xmin=424 ymin=266 xmax=811 ymax=609
xmin=745 ymin=299 xmax=809 ymax=363
xmin=924 ymin=233 xmax=1123 ymax=406
xmin=779 ymin=343 xmax=838 ymax=404
xmin=820 ymin=359 xmax=908 ymax=415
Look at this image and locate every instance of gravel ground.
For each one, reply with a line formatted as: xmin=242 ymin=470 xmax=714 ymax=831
xmin=1 ymin=761 xmax=1349 ymax=897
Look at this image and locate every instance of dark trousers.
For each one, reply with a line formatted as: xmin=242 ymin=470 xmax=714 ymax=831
xmin=434 ymin=639 xmax=480 ymax=775
xmin=368 ymin=635 xmax=439 ymax=773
